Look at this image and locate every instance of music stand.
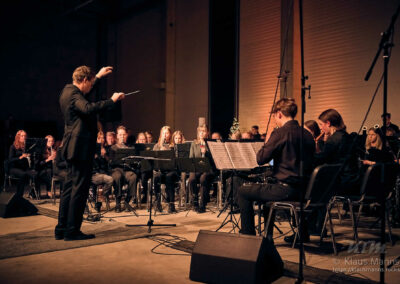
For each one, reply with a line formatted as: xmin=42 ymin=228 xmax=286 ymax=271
xmin=25 ymin=138 xmax=47 ymax=199
xmin=109 ymin=147 xmax=139 ymax=216
xmin=125 ymin=153 xmax=176 ymax=233
xmin=176 ymin=157 xmax=213 ymax=215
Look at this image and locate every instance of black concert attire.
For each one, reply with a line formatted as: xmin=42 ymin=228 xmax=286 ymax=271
xmin=55 ymin=78 xmax=115 ymax=240
xmin=314 ymin=129 xmax=360 ymax=194
xmin=110 ymin=143 xmax=138 ymax=211
xmin=37 ymin=146 xmax=56 ymax=194
xmin=53 ymin=147 xmax=68 ymax=184
xmin=304 ymin=129 xmax=361 ymax=236
xmin=381 ymin=122 xmax=400 ymax=136
xmin=188 ymin=142 xmax=215 ymax=212
xmin=152 ymin=143 xmax=179 ymax=213
xmin=238 ymin=120 xmax=315 ymax=236
xmin=8 ymin=144 xmax=37 ymax=197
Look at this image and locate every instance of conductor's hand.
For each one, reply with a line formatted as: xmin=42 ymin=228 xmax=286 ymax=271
xmin=111 ymin=92 xmax=125 ymax=102
xmin=96 ymin=66 xmax=113 ymax=79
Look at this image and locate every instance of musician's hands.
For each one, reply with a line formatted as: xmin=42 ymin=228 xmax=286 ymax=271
xmin=96 ymin=66 xmax=113 ymax=79
xmin=362 ymin=160 xmax=376 ymax=165
xmin=46 ymin=152 xmax=56 ymax=162
xmin=20 ymin=153 xmax=30 ymax=159
xmin=101 ymin=147 xmax=106 ymax=157
xmin=111 ymin=92 xmax=125 ymax=102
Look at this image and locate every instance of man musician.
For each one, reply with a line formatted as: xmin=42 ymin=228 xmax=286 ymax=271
xmin=238 ymin=98 xmax=315 ymax=238
xmin=55 ymin=66 xmax=125 ymax=241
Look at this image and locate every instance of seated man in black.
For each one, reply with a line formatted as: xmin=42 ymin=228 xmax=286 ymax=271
xmin=238 ymin=98 xmax=315 ymax=238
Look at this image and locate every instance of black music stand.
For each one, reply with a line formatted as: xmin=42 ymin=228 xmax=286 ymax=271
xmin=176 ymin=157 xmax=213 ymax=215
xmin=215 ymin=169 xmax=240 ymax=233
xmin=109 ymin=147 xmax=139 ymax=216
xmin=25 ymin=138 xmax=47 ymax=199
xmin=125 ymin=153 xmax=176 ymax=233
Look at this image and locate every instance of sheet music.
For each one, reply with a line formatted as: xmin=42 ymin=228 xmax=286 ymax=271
xmin=225 ymin=142 xmax=257 ymax=169
xmin=207 ymin=141 xmax=234 ymax=170
xmin=208 ymin=141 xmax=266 ymax=170
xmin=251 ymin=141 xmax=264 ymax=155
xmin=240 ymin=143 xmax=259 ymax=168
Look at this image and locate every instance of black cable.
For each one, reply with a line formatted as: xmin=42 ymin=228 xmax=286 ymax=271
xmin=148 ymin=234 xmax=192 ymax=256
xmin=265 ymin=0 xmax=294 ymax=135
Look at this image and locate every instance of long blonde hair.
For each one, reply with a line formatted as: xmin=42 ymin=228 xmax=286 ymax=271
xmin=157 ymin=126 xmax=172 ymax=146
xmin=365 ymin=128 xmax=382 ymax=150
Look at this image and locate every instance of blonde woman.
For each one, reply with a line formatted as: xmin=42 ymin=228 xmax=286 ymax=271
xmin=188 ymin=125 xmax=214 ymax=213
xmin=153 ymin=126 xmax=172 ymax=151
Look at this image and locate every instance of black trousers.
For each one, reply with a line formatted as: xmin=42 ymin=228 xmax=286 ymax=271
xmin=9 ymin=167 xmax=37 ymax=197
xmin=238 ymin=182 xmax=296 ymax=236
xmin=154 ymin=171 xmax=179 ymax=203
xmin=188 ymin=172 xmax=214 ymax=207
xmin=55 ymin=159 xmax=93 ymax=236
xmin=111 ymin=168 xmax=137 ymax=203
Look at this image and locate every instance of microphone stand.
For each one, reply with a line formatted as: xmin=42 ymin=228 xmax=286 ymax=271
xmin=364 ymin=4 xmax=400 ymax=283
xmin=296 ymin=0 xmax=311 ymax=283
xmin=124 ymin=156 xmax=176 ymax=233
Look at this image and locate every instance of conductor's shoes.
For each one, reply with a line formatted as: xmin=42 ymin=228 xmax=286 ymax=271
xmin=64 ymin=231 xmax=95 ymax=241
xmin=55 ymin=233 xmax=64 ymax=240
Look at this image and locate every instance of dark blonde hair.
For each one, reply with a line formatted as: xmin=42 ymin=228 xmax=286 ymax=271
xmin=72 ymin=66 xmax=95 ymax=83
xmin=195 ymin=125 xmax=209 ymax=144
xmin=272 ymin=98 xmax=297 ymax=118
xmin=14 ymin=130 xmax=27 ymax=150
xmin=170 ymin=130 xmax=185 ymax=147
xmin=318 ymin=109 xmax=346 ymax=131
xmin=365 ymin=128 xmax=382 ymax=150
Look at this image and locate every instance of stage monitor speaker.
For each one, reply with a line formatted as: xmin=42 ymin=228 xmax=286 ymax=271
xmin=0 ymin=191 xmax=38 ymax=218
xmin=189 ymin=230 xmax=283 ymax=284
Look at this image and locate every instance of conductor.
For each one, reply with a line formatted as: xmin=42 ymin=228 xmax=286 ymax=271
xmin=55 ymin=66 xmax=125 ymax=241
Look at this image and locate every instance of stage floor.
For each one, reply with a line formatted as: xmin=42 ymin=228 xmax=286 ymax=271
xmin=0 ymin=198 xmax=399 ymax=284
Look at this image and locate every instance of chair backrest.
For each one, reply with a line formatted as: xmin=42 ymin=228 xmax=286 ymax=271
xmin=304 ymin=163 xmax=342 ymax=204
xmin=360 ymin=163 xmax=399 ymax=199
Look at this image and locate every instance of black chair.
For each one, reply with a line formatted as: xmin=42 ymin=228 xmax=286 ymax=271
xmin=3 ymin=160 xmax=22 ymax=191
xmin=326 ymin=163 xmax=399 ymax=245
xmin=264 ymin=164 xmax=342 ymax=254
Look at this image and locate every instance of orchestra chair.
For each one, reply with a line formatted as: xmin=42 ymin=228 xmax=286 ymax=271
xmin=3 ymin=160 xmax=22 ymax=191
xmin=50 ymin=175 xmax=64 ymax=205
xmin=264 ymin=164 xmax=342 ymax=255
xmin=324 ymin=163 xmax=399 ymax=246
xmin=3 ymin=159 xmax=39 ymax=200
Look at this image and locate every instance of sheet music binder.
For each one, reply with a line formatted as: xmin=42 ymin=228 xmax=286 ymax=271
xmin=206 ymin=140 xmax=266 ymax=170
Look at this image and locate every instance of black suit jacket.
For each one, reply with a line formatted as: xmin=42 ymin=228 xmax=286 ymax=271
xmin=59 ymin=80 xmax=114 ymax=161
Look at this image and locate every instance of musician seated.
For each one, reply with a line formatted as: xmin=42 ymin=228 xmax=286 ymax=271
xmin=305 ymin=120 xmax=324 ymax=152
xmin=284 ymin=109 xmax=360 ymax=244
xmin=37 ymin=135 xmax=57 ymax=198
xmin=8 ymin=130 xmax=38 ymax=198
xmin=91 ymin=131 xmax=113 ymax=212
xmin=238 ymin=98 xmax=315 ymax=238
xmin=362 ymin=127 xmax=394 ymax=165
xmin=152 ymin=126 xmax=176 ymax=213
xmin=110 ymin=126 xmax=138 ymax=212
xmin=145 ymin=131 xmax=154 ymax=143
xmin=188 ymin=125 xmax=215 ymax=213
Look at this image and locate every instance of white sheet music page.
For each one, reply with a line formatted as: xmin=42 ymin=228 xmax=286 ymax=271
xmin=225 ymin=142 xmax=255 ymax=169
xmin=207 ymin=141 xmax=233 ymax=170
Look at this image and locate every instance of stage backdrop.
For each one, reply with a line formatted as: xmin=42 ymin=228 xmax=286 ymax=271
xmin=239 ymin=0 xmax=400 ymax=134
